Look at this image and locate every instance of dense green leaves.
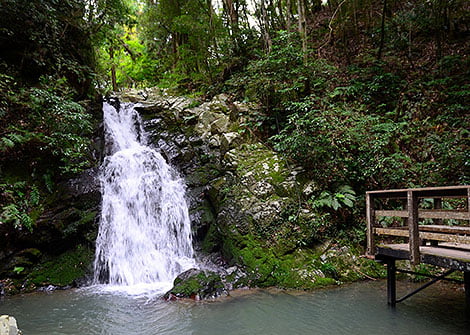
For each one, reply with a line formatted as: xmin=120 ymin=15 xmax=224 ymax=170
xmin=0 ymin=182 xmax=41 ymax=231
xmin=1 ymin=81 xmax=93 ymax=175
xmin=0 ymin=0 xmax=94 ymax=95
xmin=0 ymin=0 xmax=100 ymax=233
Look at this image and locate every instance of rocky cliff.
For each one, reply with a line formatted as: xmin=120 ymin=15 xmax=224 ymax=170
xmin=117 ymin=88 xmax=384 ymax=291
xmin=0 ymin=89 xmax=384 ymax=296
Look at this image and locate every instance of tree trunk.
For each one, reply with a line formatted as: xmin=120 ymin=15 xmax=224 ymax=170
xmin=109 ymin=45 xmax=117 ymax=91
xmin=377 ymin=0 xmax=387 ymax=60
xmin=261 ymin=0 xmax=272 ymax=52
xmin=206 ymin=0 xmax=220 ymax=59
xmin=277 ymin=0 xmax=285 ymax=30
xmin=286 ymin=0 xmax=292 ymax=31
xmin=223 ymin=0 xmax=239 ymax=35
xmin=433 ymin=0 xmax=446 ymax=62
xmin=297 ymin=0 xmax=307 ymax=64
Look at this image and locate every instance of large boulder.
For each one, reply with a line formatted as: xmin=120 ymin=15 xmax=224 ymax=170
xmin=164 ymin=268 xmax=227 ymax=300
xmin=0 ymin=315 xmax=21 ymax=335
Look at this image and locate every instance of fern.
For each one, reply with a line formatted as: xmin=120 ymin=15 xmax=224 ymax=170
xmin=311 ymin=185 xmax=356 ymax=211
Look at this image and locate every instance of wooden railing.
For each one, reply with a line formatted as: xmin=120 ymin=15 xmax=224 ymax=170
xmin=366 ymin=186 xmax=470 ymax=264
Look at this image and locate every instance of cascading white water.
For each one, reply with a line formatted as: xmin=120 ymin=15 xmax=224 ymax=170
xmin=93 ymin=101 xmax=196 ymax=295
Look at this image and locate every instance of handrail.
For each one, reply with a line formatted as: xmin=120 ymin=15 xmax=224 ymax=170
xmin=366 ymin=185 xmax=470 ymax=265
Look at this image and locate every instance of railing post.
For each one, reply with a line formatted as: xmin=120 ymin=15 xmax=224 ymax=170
xmin=366 ymin=193 xmax=375 ymax=256
xmin=431 ymin=197 xmax=443 ymax=246
xmin=433 ymin=197 xmax=442 ymax=224
xmin=408 ymin=190 xmax=420 ymax=265
xmin=467 ymin=187 xmax=470 ymax=219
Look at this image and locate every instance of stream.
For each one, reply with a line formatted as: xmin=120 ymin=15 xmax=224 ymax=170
xmin=1 ymin=280 xmax=468 ymax=335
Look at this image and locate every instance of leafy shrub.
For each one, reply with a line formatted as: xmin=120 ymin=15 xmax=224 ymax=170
xmin=0 ymin=182 xmax=41 ymax=231
xmin=226 ymin=31 xmax=335 ymax=132
xmin=0 ymin=79 xmax=93 ymax=175
xmin=311 ymin=185 xmax=356 ymax=211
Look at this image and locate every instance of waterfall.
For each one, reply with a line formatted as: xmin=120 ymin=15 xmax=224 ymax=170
xmin=93 ymin=101 xmax=196 ymax=295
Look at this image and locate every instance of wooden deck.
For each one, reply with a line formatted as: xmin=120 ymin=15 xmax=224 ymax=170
xmin=376 ymin=243 xmax=470 ymax=272
xmin=365 ymin=185 xmax=470 ymax=306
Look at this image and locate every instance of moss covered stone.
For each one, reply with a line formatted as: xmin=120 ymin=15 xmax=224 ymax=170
xmin=26 ymin=244 xmax=94 ymax=287
xmin=164 ymin=268 xmax=227 ymax=300
xmin=118 ymin=89 xmax=386 ymax=293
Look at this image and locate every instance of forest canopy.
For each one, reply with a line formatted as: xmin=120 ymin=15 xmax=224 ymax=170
xmin=0 ymin=0 xmax=469 ymax=234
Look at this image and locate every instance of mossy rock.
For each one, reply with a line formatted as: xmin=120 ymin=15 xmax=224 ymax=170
xmin=26 ymin=245 xmax=94 ymax=287
xmin=164 ymin=268 xmax=227 ymax=300
xmin=201 ymin=223 xmax=221 ymax=253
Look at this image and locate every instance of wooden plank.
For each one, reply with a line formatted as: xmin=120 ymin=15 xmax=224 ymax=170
xmin=419 ymin=211 xmax=470 ymax=220
xmin=419 ymin=232 xmax=470 ymax=244
xmin=431 ymin=198 xmax=443 ymax=246
xmin=375 ymin=210 xmax=470 ymax=220
xmin=375 ymin=245 xmax=410 ymax=260
xmin=374 ymin=227 xmax=410 ymax=237
xmin=375 ymin=210 xmax=407 ymax=217
xmin=419 ymin=225 xmax=470 ymax=234
xmin=439 ymin=242 xmax=470 ymax=251
xmin=408 ymin=190 xmax=420 ymax=265
xmin=367 ymin=185 xmax=470 ymax=194
xmin=374 ymin=227 xmax=470 ymax=243
xmin=376 ymin=243 xmax=470 ymax=271
xmin=366 ymin=193 xmax=375 ymax=256
xmin=367 ymin=185 xmax=470 ymax=199
xmin=468 ymin=187 xmax=470 ymax=217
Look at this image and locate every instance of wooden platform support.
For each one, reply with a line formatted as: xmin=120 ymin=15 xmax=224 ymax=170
xmin=465 ymin=272 xmax=470 ymax=307
xmin=385 ymin=257 xmax=458 ymax=307
xmin=407 ymin=190 xmax=420 ymax=265
xmin=386 ymin=258 xmax=396 ymax=307
xmin=395 ymin=269 xmax=455 ymax=304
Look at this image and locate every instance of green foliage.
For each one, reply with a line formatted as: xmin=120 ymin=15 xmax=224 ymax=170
xmin=12 ymin=267 xmax=24 ymax=275
xmin=227 ymin=31 xmax=335 ymax=131
xmin=271 ymin=60 xmax=469 ymax=190
xmin=0 ymin=79 xmax=93 ymax=175
xmin=0 ymin=0 xmax=94 ymax=95
xmin=0 ymin=182 xmax=41 ymax=231
xmin=311 ymin=186 xmax=356 ymax=211
xmin=136 ymin=0 xmax=229 ymax=91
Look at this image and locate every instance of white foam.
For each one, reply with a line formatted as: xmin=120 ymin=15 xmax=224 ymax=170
xmin=93 ymin=102 xmax=196 ymax=295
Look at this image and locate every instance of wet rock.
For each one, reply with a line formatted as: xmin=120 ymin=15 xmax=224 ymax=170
xmin=67 ymin=168 xmax=100 ymax=197
xmin=0 ymin=248 xmax=42 ymax=279
xmin=124 ymin=89 xmax=330 ymax=289
xmin=118 ymin=89 xmax=148 ymax=102
xmin=222 ymin=266 xmax=249 ymax=290
xmin=220 ymin=132 xmax=241 ymax=152
xmin=164 ymin=268 xmax=227 ymax=300
xmin=0 ymin=315 xmax=21 ymax=335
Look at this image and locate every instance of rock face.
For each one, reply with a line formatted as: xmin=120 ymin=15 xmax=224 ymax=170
xmin=0 ymin=315 xmax=21 ymax=335
xmin=0 ymin=136 xmax=100 ymax=295
xmin=115 ymin=88 xmax=385 ymax=291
